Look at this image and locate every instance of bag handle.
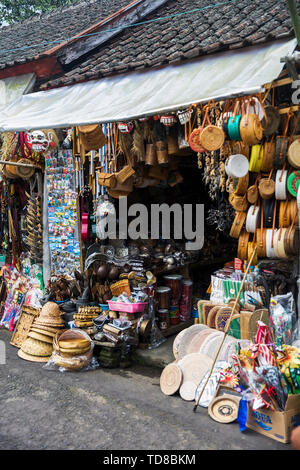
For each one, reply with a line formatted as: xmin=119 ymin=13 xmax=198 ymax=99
xmin=271 ymin=199 xmax=277 ymax=248
xmin=287 ymin=205 xmax=297 ymax=243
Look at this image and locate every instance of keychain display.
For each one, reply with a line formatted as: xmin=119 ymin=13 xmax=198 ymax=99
xmin=45 ymin=149 xmax=80 ymax=276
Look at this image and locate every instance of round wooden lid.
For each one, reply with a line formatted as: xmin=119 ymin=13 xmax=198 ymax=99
xmin=160 ymin=362 xmax=183 ymax=396
xmin=208 ymin=395 xmax=240 ymax=423
xmin=179 ymin=381 xmax=197 ymax=401
xmin=178 ymin=352 xmax=213 ymax=386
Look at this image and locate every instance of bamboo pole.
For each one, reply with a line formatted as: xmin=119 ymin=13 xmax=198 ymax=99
xmin=193 ymin=246 xmax=257 ymax=412
xmin=0 ymin=160 xmax=39 ymax=168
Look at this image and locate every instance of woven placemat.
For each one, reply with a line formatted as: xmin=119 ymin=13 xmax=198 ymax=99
xmin=178 ymin=352 xmax=213 ymax=386
xmin=160 ymin=362 xmax=183 ymax=396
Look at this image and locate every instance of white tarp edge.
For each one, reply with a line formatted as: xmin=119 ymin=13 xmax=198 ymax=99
xmin=0 ymin=73 xmax=35 ymax=110
xmin=0 ymin=39 xmax=296 ymax=131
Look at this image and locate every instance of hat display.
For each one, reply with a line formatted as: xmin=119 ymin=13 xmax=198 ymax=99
xmin=19 ymin=336 xmax=53 ymax=359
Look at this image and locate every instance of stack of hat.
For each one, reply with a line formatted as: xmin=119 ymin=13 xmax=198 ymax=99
xmin=18 ymin=302 xmax=65 ymax=362
xmin=74 ymin=306 xmax=102 ymax=329
xmin=52 ymin=329 xmax=93 ymax=371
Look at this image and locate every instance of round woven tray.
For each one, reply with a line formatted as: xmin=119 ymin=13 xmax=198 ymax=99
xmin=176 ymin=325 xmax=210 ymax=359
xmin=179 ymin=381 xmax=197 ymax=401
xmin=186 ymin=329 xmax=215 ymax=355
xmin=199 ymin=332 xmax=225 ymax=359
xmin=177 ymin=352 xmax=213 ymax=386
xmin=160 ymin=362 xmax=183 ymax=396
xmin=173 ymin=329 xmax=187 ymax=360
xmin=208 ymin=395 xmax=240 ymax=423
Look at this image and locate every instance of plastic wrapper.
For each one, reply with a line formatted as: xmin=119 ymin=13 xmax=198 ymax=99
xmin=270 ymin=292 xmax=297 ymax=347
xmin=146 ymin=292 xmax=166 ymax=349
xmin=43 ymin=329 xmax=98 ymax=373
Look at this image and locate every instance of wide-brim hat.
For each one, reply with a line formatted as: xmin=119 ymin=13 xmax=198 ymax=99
xmin=18 ymin=349 xmax=51 ymax=363
xmin=39 ymin=301 xmax=62 ymax=319
xmin=31 ymin=322 xmax=63 ymax=332
xmin=27 ymin=331 xmax=53 ymax=344
xmin=20 ymin=336 xmax=53 ymax=357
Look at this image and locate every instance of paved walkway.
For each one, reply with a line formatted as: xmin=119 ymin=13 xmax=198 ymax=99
xmin=0 ymin=329 xmax=289 ymax=450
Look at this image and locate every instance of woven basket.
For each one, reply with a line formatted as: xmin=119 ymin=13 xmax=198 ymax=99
xmin=110 ymin=279 xmax=131 ymax=296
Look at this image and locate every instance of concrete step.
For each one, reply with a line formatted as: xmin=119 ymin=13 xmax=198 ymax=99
xmin=131 ymin=335 xmax=174 ymax=369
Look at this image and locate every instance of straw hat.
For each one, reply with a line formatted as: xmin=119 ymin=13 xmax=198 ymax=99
xmin=20 ymin=336 xmax=53 ymax=357
xmin=30 ymin=327 xmax=57 ymax=337
xmin=18 ymin=349 xmax=51 ymax=363
xmin=27 ymin=331 xmax=53 ymax=345
xmin=160 ymin=362 xmax=183 ymax=395
xmin=39 ymin=302 xmax=62 ymax=319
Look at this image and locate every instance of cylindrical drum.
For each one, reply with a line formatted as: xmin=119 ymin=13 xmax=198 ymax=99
xmin=163 ymin=275 xmax=183 ymax=306
xmin=179 ymin=280 xmax=193 ymax=321
xmin=156 ymin=286 xmax=171 ymax=310
xmin=158 ymin=309 xmax=169 ymax=331
xmin=169 ymin=305 xmax=180 ymax=325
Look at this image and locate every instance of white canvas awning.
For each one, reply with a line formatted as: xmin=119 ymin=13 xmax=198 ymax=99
xmin=0 ymin=39 xmax=296 ymax=131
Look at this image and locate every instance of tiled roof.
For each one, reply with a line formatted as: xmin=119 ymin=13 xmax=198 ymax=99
xmin=0 ymin=0 xmax=131 ymax=69
xmin=41 ymin=0 xmax=299 ymax=90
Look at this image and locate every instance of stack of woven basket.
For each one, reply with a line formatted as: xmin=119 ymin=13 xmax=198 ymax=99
xmin=52 ymin=329 xmax=93 ymax=371
xmin=18 ymin=302 xmax=65 ymax=362
xmin=73 ymin=306 xmax=102 ymax=329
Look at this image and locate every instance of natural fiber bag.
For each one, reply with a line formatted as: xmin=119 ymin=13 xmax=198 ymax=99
xmin=262 ymin=140 xmax=276 ymax=172
xmin=229 ymin=211 xmax=247 ymax=239
xmin=247 ymin=182 xmax=259 ymax=205
xmin=116 ymin=165 xmax=135 ymax=184
xmin=98 ymin=172 xmax=117 ymax=188
xmin=229 ymin=192 xmax=248 ymax=212
xmin=240 ymin=114 xmax=263 ymax=146
xmin=258 ymin=172 xmax=275 ymax=200
xmin=237 ymin=230 xmax=249 ymax=260
xmin=78 ymin=125 xmax=106 ymax=151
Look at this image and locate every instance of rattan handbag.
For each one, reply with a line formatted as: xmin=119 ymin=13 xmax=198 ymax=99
xmin=239 ymin=101 xmax=263 ymax=146
xmin=229 ymin=191 xmax=249 ymax=212
xmin=258 ymin=171 xmax=275 ymax=200
xmin=237 ymin=229 xmax=249 ymax=260
xmin=261 ymin=139 xmax=275 ymax=172
xmin=229 ymin=211 xmax=247 ymax=239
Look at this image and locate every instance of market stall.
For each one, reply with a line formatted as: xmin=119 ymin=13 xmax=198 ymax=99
xmin=0 ymin=38 xmax=300 ymax=442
